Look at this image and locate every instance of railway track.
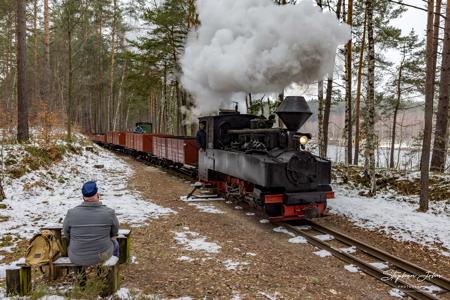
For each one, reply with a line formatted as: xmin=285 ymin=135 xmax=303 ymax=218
xmin=282 ymin=221 xmax=450 ymax=300
xmin=99 ymin=142 xmax=450 ymax=299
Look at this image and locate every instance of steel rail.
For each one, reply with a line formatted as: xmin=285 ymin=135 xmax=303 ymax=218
xmin=306 ymin=220 xmax=450 ymax=292
xmin=282 ymin=223 xmax=443 ymax=300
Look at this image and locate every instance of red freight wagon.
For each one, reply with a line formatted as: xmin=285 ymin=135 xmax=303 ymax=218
xmin=106 ymin=132 xmax=114 ymax=144
xmin=167 ymin=138 xmax=177 ymax=161
xmin=179 ymin=137 xmax=199 ymax=166
xmin=166 ymin=137 xmax=199 ymax=166
xmin=93 ymin=134 xmax=106 ymax=143
xmin=152 ymin=135 xmax=173 ymax=158
xmin=134 ymin=133 xmax=156 ymax=153
xmin=112 ymin=132 xmax=126 ymax=146
xmin=125 ymin=132 xmax=135 ymax=149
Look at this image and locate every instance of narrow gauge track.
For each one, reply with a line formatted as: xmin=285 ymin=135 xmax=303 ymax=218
xmin=282 ymin=221 xmax=450 ymax=300
xmin=98 ymin=142 xmax=450 ymax=299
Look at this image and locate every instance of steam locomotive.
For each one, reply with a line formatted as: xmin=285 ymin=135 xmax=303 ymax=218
xmin=93 ymin=96 xmax=333 ymax=221
xmin=197 ymin=96 xmax=333 ymax=220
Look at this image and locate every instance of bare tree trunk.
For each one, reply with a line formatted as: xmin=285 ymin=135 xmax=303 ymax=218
xmin=396 ymin=113 xmax=405 ymax=170
xmin=354 ymin=8 xmax=367 ymax=165
xmin=17 ymin=0 xmax=29 ymax=143
xmin=113 ymin=60 xmax=127 ymax=131
xmin=33 ymin=0 xmax=39 ymax=109
xmin=366 ymin=0 xmax=376 ymax=196
xmin=67 ymin=28 xmax=73 ymax=142
xmin=322 ymin=0 xmax=343 ymax=157
xmin=344 ymin=0 xmax=353 ymax=165
xmin=390 ymin=61 xmax=403 ymax=169
xmin=318 ymin=80 xmax=324 ymax=156
xmin=431 ymin=1 xmax=450 ymax=172
xmin=43 ymin=0 xmax=51 ymax=107
xmin=96 ymin=5 xmax=105 ymax=132
xmin=420 ymin=0 xmax=438 ymax=212
xmin=316 ymin=0 xmax=324 ymax=157
xmin=108 ymin=0 xmax=117 ymax=131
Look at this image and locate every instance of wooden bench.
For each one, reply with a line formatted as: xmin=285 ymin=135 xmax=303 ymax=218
xmin=54 ymin=256 xmax=119 ymax=297
xmin=6 ymin=226 xmax=131 ymax=296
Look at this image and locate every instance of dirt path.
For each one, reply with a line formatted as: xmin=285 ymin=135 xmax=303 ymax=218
xmin=120 ymin=157 xmax=397 ymax=299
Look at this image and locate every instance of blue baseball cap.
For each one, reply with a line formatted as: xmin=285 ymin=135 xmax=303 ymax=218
xmin=82 ymin=181 xmax=98 ymax=197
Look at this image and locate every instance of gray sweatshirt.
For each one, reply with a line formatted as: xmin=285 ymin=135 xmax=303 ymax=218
xmin=63 ymin=201 xmax=119 ymax=266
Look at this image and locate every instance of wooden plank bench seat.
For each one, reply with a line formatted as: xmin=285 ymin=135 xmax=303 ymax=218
xmin=6 ymin=226 xmax=131 ymax=297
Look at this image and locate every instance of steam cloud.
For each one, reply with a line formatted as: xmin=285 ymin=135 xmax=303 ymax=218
xmin=181 ymin=0 xmax=350 ymax=117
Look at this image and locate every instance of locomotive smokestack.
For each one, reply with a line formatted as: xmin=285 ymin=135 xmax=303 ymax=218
xmin=276 ymin=96 xmax=312 ymax=131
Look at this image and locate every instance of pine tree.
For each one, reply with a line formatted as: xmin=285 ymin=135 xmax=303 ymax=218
xmin=17 ymin=0 xmax=29 ymax=142
xmin=430 ymin=1 xmax=450 ymax=172
xmin=420 ymin=0 xmax=439 ymax=212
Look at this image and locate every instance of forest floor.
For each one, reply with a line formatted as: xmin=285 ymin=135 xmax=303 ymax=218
xmin=121 ymin=157 xmax=392 ymax=299
xmin=119 ymin=155 xmax=450 ymax=299
xmin=0 ymin=141 xmax=449 ymax=299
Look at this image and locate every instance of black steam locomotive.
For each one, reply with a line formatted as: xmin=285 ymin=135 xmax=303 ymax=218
xmin=198 ymin=96 xmax=333 ymax=221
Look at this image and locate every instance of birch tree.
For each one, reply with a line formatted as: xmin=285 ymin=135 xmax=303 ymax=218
xmin=366 ymin=0 xmax=376 ymax=196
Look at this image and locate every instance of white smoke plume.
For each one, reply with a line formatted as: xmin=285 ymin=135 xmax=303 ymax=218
xmin=181 ymin=0 xmax=350 ymax=118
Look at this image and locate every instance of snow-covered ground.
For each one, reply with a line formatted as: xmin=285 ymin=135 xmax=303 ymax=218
xmin=0 ymin=142 xmax=174 ymax=256
xmin=329 ymin=185 xmax=450 ymax=256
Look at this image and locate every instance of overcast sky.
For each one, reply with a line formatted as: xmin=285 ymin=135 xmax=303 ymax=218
xmin=393 ymin=2 xmax=427 ymax=38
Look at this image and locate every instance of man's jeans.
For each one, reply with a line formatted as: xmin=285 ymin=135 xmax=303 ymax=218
xmin=112 ymin=239 xmax=119 ymax=257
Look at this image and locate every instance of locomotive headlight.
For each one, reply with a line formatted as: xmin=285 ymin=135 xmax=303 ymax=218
xmin=299 ymin=135 xmax=309 ymax=145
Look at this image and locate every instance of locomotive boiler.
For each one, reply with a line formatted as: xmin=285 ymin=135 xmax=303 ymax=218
xmin=198 ymin=96 xmax=334 ymax=221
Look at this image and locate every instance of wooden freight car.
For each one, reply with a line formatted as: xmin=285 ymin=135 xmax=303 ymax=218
xmin=125 ymin=132 xmax=135 ymax=150
xmin=112 ymin=132 xmax=126 ymax=146
xmin=165 ymin=137 xmax=198 ymax=166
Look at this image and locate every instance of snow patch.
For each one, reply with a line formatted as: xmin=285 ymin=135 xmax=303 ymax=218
xmin=116 ymin=288 xmax=133 ymax=300
xmin=231 ymin=292 xmax=242 ymax=300
xmin=174 ymin=230 xmax=221 ymax=254
xmin=329 ymin=185 xmax=450 ymax=254
xmin=258 ymin=291 xmax=280 ymax=300
xmin=259 ymin=219 xmax=270 ymax=224
xmin=273 ymin=226 xmax=295 ymax=237
xmin=389 ymin=288 xmax=406 ymax=298
xmin=295 ymin=225 xmax=312 ymax=230
xmin=369 ymin=262 xmax=389 ymax=270
xmin=421 ymin=285 xmax=443 ymax=294
xmin=313 ymin=249 xmax=332 ymax=257
xmin=223 ymin=259 xmax=249 ymax=271
xmin=339 ymin=246 xmax=357 ymax=254
xmin=178 ymin=256 xmax=194 ymax=262
xmin=0 ymin=143 xmax=174 ymax=252
xmin=288 ymin=236 xmax=308 ymax=244
xmin=344 ymin=264 xmax=360 ymax=273
xmin=245 ymin=212 xmax=255 ymax=216
xmin=188 ymin=203 xmax=224 ymax=214
xmin=315 ymin=234 xmax=334 ymax=241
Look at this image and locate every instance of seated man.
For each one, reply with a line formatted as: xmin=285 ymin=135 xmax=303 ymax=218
xmin=63 ymin=181 xmax=119 ymax=266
